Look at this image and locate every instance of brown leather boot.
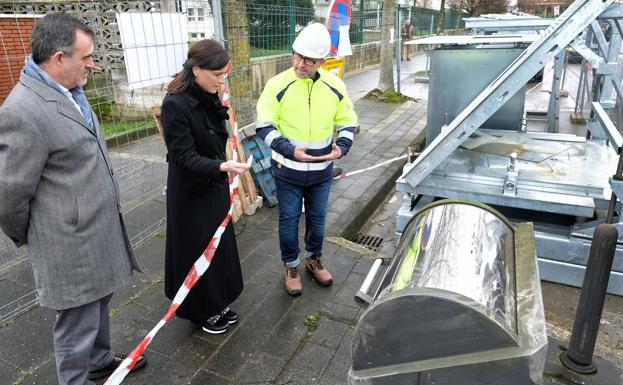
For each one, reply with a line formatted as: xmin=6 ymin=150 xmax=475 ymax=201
xmin=284 ymin=266 xmax=302 ymax=296
xmin=304 ymin=257 xmax=333 ymax=287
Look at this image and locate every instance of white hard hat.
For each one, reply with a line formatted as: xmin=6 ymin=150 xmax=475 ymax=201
xmin=292 ymin=23 xmax=331 ymax=59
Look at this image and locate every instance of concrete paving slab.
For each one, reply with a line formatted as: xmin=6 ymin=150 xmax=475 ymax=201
xmin=188 ymin=370 xmax=231 ymax=385
xmin=0 ymin=358 xmax=21 ymax=385
xmin=0 ymin=306 xmax=55 ymax=367
xmin=320 ymin=327 xmax=354 ymax=380
xmin=276 ymin=342 xmax=334 ymax=385
xmin=233 ymin=350 xmax=288 ymax=384
xmin=168 ymin=334 xmax=220 ymax=372
xmin=310 ymin=317 xmax=349 ymax=349
xmin=14 ymin=355 xmax=57 ymax=385
xmin=258 ymin=311 xmax=310 ymax=361
xmin=0 ymin=279 xmax=32 ymax=309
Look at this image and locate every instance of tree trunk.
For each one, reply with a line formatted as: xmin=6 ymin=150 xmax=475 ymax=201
xmin=378 ymin=0 xmax=396 ymax=93
xmin=436 ymin=0 xmax=446 ymax=34
xmin=222 ymin=0 xmax=255 ymax=126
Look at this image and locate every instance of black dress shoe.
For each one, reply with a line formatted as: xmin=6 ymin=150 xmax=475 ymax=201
xmin=221 ymin=308 xmax=239 ymax=324
xmin=88 ymin=354 xmax=147 ymax=380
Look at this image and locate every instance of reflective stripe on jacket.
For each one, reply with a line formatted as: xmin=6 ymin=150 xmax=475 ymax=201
xmin=256 ymin=67 xmax=357 ymax=186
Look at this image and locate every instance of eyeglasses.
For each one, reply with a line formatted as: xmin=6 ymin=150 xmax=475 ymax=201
xmin=292 ymin=52 xmax=319 ymax=66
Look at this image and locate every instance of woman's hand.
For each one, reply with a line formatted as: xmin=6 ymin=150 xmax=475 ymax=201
xmin=220 ymin=160 xmax=251 ymax=176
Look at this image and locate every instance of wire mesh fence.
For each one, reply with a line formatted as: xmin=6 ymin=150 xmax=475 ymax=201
xmin=0 ymin=0 xmax=456 ymax=322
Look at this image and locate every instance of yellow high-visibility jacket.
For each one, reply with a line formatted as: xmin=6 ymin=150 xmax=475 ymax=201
xmin=256 ymin=67 xmax=358 ymax=186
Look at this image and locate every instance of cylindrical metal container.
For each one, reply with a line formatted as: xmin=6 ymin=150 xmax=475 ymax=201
xmin=350 ymin=200 xmax=547 ymax=385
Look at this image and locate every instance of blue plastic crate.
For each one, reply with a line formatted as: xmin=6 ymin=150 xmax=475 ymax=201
xmin=240 ymin=126 xmax=278 ymax=207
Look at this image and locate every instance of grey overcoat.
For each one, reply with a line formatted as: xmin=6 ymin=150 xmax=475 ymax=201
xmin=0 ymin=73 xmax=141 ymax=310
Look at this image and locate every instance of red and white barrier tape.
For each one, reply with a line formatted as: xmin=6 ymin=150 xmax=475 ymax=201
xmin=104 ymin=64 xmax=239 ymax=385
xmin=332 ymin=151 xmax=420 ymax=180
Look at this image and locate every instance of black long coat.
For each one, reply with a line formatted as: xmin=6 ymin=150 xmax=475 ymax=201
xmin=161 ymin=84 xmax=243 ymax=321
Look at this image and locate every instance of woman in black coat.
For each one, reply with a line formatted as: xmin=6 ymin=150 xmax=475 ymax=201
xmin=161 ymin=40 xmax=250 ymax=334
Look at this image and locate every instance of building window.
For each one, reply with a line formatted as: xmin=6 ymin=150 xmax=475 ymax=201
xmin=189 ymin=32 xmax=206 ymax=41
xmin=187 ymin=7 xmax=205 ymax=22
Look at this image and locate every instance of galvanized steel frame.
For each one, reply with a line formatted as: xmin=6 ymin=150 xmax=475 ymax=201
xmin=398 ymin=0 xmax=614 ymax=191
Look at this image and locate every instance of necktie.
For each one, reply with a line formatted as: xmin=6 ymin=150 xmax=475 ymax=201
xmin=70 ymin=87 xmax=95 ymax=134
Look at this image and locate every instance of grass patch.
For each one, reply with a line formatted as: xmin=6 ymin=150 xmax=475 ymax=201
xmin=384 ymin=91 xmax=411 ymax=103
xmin=0 ymin=319 xmax=13 ymax=329
xmin=304 ymin=313 xmax=320 ymax=333
xmin=102 ymin=118 xmax=155 ymax=139
xmin=364 ymin=88 xmax=415 ymax=103
xmin=299 ymin=312 xmax=321 ymax=345
xmin=415 ymin=70 xmax=429 ymax=77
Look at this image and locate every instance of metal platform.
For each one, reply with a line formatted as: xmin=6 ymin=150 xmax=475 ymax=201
xmin=406 ymin=34 xmax=539 ymax=46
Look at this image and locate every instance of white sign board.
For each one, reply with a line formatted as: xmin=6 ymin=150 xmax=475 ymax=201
xmin=116 ymin=13 xmax=188 ymax=91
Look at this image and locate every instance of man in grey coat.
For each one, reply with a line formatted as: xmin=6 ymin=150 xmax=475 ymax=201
xmin=0 ymin=14 xmax=145 ymax=385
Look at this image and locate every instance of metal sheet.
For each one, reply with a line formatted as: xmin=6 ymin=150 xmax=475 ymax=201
xmin=442 ymin=142 xmax=612 ymax=194
xmin=406 ymin=34 xmax=539 ymax=45
xmin=460 ymin=131 xmax=573 ymax=162
xmin=375 ymin=201 xmax=518 ymax=335
xmin=463 ymin=17 xmax=552 ymax=33
xmin=426 ymin=48 xmax=527 ymax=145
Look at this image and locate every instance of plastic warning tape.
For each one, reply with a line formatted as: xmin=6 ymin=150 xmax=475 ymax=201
xmin=332 ymin=151 xmax=420 ymax=180
xmin=104 ymin=64 xmax=239 ymax=385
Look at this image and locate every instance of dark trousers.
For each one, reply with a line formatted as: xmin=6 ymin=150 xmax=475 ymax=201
xmin=276 ymin=178 xmax=332 ymax=267
xmin=53 ymin=294 xmax=115 ymax=385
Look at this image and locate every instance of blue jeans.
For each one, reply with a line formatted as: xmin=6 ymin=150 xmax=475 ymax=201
xmin=275 ymin=178 xmax=332 ymax=267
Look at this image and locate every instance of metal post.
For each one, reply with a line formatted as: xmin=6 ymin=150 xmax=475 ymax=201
xmin=289 ymin=0 xmax=296 ymax=46
xmin=606 ymin=151 xmax=623 ymax=223
xmin=616 ymin=96 xmax=623 ymax=133
xmin=574 ymin=61 xmax=587 ymax=115
xmin=429 ymin=14 xmax=434 ymax=36
xmin=560 ymin=224 xmax=618 ymax=374
xmin=548 ymin=51 xmax=565 ymax=133
xmin=360 ymin=0 xmax=364 ymax=43
xmin=396 ymin=6 xmax=401 ymax=93
xmin=212 ymin=0 xmax=225 ymax=46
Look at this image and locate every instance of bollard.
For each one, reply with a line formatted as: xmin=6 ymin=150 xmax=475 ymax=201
xmin=560 ymin=223 xmax=618 ymax=374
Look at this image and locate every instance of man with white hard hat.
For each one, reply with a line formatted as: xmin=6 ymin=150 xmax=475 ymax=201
xmin=256 ymin=23 xmax=358 ymax=296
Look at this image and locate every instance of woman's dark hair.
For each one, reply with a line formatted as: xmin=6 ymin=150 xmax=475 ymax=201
xmin=167 ymin=39 xmax=230 ymax=95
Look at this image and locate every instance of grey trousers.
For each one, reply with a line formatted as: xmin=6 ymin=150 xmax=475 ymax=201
xmin=53 ymin=294 xmax=115 ymax=385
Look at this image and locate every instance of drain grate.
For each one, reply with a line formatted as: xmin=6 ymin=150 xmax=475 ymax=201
xmin=352 ymin=233 xmax=384 ymax=251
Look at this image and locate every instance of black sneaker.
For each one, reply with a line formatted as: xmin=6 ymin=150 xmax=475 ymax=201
xmin=200 ymin=315 xmax=230 ymax=334
xmin=221 ymin=308 xmax=239 ymax=324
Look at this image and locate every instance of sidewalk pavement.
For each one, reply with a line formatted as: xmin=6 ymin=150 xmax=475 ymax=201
xmin=0 ymin=90 xmax=427 ymax=385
